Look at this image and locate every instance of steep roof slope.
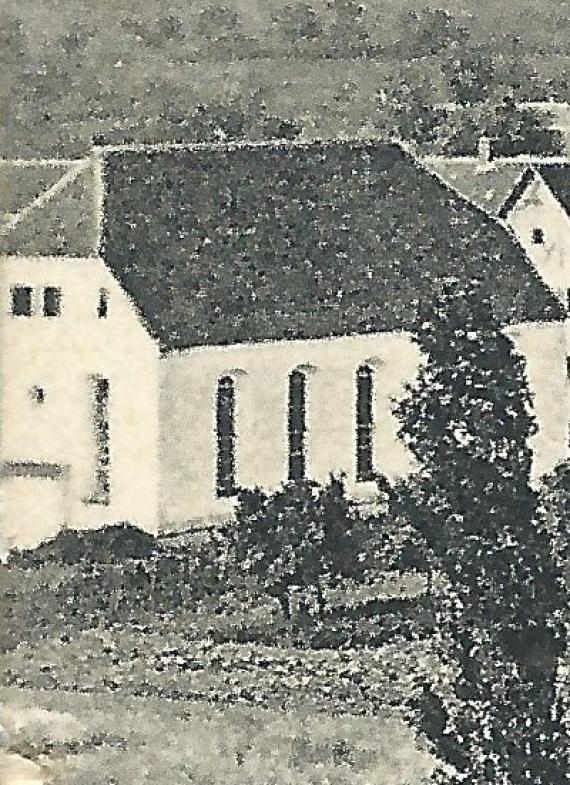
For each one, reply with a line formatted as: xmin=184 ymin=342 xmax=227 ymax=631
xmin=0 ymin=159 xmax=97 ymax=256
xmin=101 ymin=140 xmax=562 ymax=351
xmin=537 ymin=164 xmax=570 ymax=216
xmin=423 ymin=155 xmax=570 ymax=221
xmin=423 ymin=157 xmax=529 ymax=216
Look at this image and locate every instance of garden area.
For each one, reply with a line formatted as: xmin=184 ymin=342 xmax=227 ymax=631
xmin=1 ymin=283 xmax=569 ymax=784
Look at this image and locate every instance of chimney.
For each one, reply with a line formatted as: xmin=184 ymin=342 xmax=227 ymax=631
xmin=477 ymin=135 xmax=493 ymax=166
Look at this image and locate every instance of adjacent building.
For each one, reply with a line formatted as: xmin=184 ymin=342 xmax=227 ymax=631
xmin=0 ymin=140 xmax=565 ymax=549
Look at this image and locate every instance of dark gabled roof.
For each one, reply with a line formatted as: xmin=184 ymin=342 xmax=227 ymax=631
xmin=100 ymin=140 xmax=562 ymax=351
xmin=537 ymin=163 xmax=570 ymax=216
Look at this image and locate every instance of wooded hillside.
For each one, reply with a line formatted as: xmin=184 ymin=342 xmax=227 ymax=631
xmin=2 ymin=0 xmax=569 ymax=155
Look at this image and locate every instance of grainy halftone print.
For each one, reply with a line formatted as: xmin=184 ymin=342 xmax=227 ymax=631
xmin=0 ymin=2 xmax=569 ymax=784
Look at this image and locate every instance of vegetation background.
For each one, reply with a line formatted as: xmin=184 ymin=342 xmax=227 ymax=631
xmin=2 ymin=0 xmax=570 ymax=156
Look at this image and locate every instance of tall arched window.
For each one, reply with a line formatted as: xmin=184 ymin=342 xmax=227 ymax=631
xmin=288 ymin=369 xmax=307 ymax=481
xmin=356 ymin=364 xmax=374 ymax=481
xmin=216 ymin=376 xmax=236 ymax=497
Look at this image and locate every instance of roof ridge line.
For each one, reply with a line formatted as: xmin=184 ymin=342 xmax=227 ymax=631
xmin=0 ymin=157 xmax=84 ymax=168
xmin=96 ymin=136 xmax=404 ymax=155
xmin=422 ymin=154 xmax=570 ymax=165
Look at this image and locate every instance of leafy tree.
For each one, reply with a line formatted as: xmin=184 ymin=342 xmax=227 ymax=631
xmin=230 ymin=476 xmax=386 ymax=616
xmin=395 ymin=8 xmax=469 ymax=60
xmin=270 ymin=3 xmax=322 ymax=56
xmin=194 ymin=4 xmax=241 ymax=45
xmin=442 ymin=46 xmax=496 ymax=107
xmin=96 ymin=96 xmax=303 ymax=147
xmin=230 ymin=481 xmax=328 ymax=617
xmin=377 ymin=80 xmax=448 ymax=147
xmin=324 ymin=0 xmax=371 ymax=59
xmin=395 ymin=281 xmax=568 ymax=783
xmin=443 ymin=97 xmax=564 ymax=157
xmin=120 ymin=15 xmax=184 ymax=49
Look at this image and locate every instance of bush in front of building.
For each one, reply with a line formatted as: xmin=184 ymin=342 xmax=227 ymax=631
xmin=8 ymin=522 xmax=159 ymax=568
xmin=226 ymin=474 xmax=430 ymax=623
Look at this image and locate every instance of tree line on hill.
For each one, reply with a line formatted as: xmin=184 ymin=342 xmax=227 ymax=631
xmin=1 ymin=1 xmax=568 ymax=155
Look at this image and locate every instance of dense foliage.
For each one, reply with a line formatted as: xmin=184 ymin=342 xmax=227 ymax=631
xmin=230 ymin=478 xmax=367 ymax=616
xmin=1 ymin=1 xmax=568 ymax=155
xmin=395 ymin=281 xmax=569 ymax=784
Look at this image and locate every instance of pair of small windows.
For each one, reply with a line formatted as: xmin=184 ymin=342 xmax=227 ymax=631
xmin=11 ymin=286 xmax=61 ymax=317
xmin=10 ymin=286 xmax=109 ymax=318
xmin=532 ymin=227 xmax=545 ymax=245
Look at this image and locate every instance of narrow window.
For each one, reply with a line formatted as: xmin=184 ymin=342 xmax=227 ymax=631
xmin=43 ymin=286 xmax=61 ymax=317
xmin=216 ymin=376 xmax=236 ymax=497
xmin=567 ymin=356 xmax=570 ymax=382
xmin=288 ymin=369 xmax=307 ymax=481
xmin=89 ymin=375 xmax=110 ymax=505
xmin=29 ymin=386 xmax=46 ymax=405
xmin=356 ymin=364 xmax=374 ymax=481
xmin=97 ymin=288 xmax=109 ymax=319
xmin=11 ymin=286 xmax=33 ymax=317
xmin=532 ymin=227 xmax=545 ymax=245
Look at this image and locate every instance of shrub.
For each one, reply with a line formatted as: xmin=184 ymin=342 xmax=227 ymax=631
xmin=9 ymin=522 xmax=159 ymax=568
xmin=395 ymin=281 xmax=568 ymax=784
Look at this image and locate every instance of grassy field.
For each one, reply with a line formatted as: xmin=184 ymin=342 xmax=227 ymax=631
xmin=0 ymin=553 xmax=445 ymax=784
xmin=0 ymin=687 xmax=434 ymax=785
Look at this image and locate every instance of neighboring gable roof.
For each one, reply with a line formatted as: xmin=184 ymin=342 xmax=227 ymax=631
xmin=101 ymin=139 xmax=562 ymax=351
xmin=424 ymin=154 xmax=570 ymax=222
xmin=537 ymin=164 xmax=570 ymax=216
xmin=0 ymin=159 xmax=98 ymax=256
xmin=421 ymin=157 xmax=529 ymax=216
xmin=497 ymin=167 xmax=537 ymax=219
xmin=0 ymin=160 xmax=70 ymax=221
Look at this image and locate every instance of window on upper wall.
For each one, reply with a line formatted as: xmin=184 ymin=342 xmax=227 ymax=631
xmin=97 ymin=288 xmax=109 ymax=319
xmin=43 ymin=286 xmax=61 ymax=317
xmin=216 ymin=376 xmax=236 ymax=497
xmin=11 ymin=286 xmax=33 ymax=317
xmin=288 ymin=369 xmax=307 ymax=482
xmin=532 ymin=227 xmax=545 ymax=245
xmin=29 ymin=386 xmax=46 ymax=405
xmin=356 ymin=364 xmax=375 ymax=481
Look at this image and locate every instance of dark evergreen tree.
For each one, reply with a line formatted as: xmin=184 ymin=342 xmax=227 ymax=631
xmin=395 ymin=280 xmax=568 ymax=783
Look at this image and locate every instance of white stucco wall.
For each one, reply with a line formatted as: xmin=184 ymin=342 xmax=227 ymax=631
xmin=159 ymin=332 xmax=423 ymax=529
xmin=507 ymin=174 xmax=570 ymax=298
xmin=507 ymin=321 xmax=568 ymax=482
xmin=0 ymin=255 xmax=160 ymax=548
xmin=505 ymin=174 xmax=570 ymax=479
xmin=1 ymin=252 xmax=564 ymax=546
xmin=159 ymin=321 xmax=568 ymax=530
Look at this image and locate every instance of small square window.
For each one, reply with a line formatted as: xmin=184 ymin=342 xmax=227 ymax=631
xmin=43 ymin=286 xmax=61 ymax=317
xmin=11 ymin=286 xmax=33 ymax=317
xmin=30 ymin=386 xmax=46 ymax=405
xmin=97 ymin=288 xmax=109 ymax=319
xmin=532 ymin=227 xmax=545 ymax=245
